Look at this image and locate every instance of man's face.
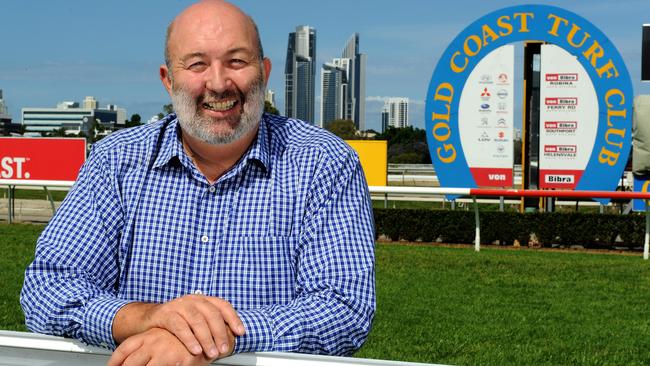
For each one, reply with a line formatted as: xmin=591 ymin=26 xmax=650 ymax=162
xmin=161 ymin=2 xmax=271 ymax=145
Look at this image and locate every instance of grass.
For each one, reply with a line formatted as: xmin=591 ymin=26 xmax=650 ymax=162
xmin=3 ymin=223 xmax=650 ymax=365
xmin=356 ymin=244 xmax=650 ymax=365
xmin=0 ymin=223 xmax=42 ymax=331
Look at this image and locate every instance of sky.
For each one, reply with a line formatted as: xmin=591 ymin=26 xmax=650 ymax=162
xmin=1 ymin=0 xmax=649 ymax=132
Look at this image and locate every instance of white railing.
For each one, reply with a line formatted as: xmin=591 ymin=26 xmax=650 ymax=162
xmin=0 ymin=330 xmax=444 ymax=366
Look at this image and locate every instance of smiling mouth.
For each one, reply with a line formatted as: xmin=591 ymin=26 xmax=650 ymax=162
xmin=203 ymin=100 xmax=237 ymax=112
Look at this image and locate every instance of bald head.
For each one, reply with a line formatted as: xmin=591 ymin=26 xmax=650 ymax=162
xmin=164 ymin=0 xmax=264 ymax=70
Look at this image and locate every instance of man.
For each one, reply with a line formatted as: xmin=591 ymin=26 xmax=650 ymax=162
xmin=20 ymin=1 xmax=376 ymax=365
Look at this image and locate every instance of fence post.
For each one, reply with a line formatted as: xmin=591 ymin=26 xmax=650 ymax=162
xmin=473 ymin=196 xmax=480 ymax=252
xmin=643 ymin=200 xmax=650 ymax=260
xmin=8 ymin=185 xmax=14 ymax=224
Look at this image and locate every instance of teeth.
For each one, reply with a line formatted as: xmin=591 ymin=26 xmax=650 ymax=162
xmin=204 ymin=100 xmax=236 ymax=111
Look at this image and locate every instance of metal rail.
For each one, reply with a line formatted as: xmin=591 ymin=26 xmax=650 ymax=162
xmin=368 ymin=186 xmax=650 ymax=259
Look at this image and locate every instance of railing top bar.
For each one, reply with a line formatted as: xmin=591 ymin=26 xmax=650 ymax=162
xmin=0 ymin=180 xmax=75 ymax=187
xmin=368 ymin=186 xmax=650 ymax=200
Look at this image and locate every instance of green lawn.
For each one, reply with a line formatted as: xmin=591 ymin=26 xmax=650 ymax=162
xmin=3 ymin=223 xmax=650 ymax=365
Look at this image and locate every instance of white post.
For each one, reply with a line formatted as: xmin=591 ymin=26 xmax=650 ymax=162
xmin=643 ymin=200 xmax=650 ymax=260
xmin=473 ymin=196 xmax=480 ymax=252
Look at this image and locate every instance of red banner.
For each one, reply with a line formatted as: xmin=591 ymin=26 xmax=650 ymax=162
xmin=0 ymin=138 xmax=86 ymax=182
xmin=469 ymin=167 xmax=513 ymax=187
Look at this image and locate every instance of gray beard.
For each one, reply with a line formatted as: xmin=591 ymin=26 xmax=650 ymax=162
xmin=171 ymin=75 xmax=265 ymax=145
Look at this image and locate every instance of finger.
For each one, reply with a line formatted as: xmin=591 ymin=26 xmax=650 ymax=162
xmin=181 ymin=307 xmax=219 ymax=359
xmin=121 ymin=348 xmax=152 ymax=366
xmin=164 ymin=312 xmax=203 ymax=356
xmin=206 ymin=298 xmax=245 ymax=336
xmin=200 ymin=304 xmax=231 ymax=356
xmin=107 ymin=337 xmax=145 ymax=366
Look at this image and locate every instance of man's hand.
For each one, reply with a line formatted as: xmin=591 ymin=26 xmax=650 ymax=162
xmin=107 ymin=327 xmax=233 ymax=366
xmin=113 ymin=295 xmax=244 ymax=359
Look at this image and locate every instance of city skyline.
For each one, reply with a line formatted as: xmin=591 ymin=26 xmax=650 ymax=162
xmin=1 ymin=0 xmax=650 ymax=133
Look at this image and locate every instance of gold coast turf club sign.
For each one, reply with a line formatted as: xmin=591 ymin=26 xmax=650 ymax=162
xmin=426 ymin=5 xmax=632 ymax=193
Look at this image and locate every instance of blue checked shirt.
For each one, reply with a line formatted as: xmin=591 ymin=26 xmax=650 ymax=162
xmin=21 ymin=113 xmax=376 ymax=355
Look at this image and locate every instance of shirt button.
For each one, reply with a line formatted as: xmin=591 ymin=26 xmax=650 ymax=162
xmin=194 ymin=290 xmax=203 ymax=295
xmin=208 ymin=186 xmax=216 ymax=193
xmin=201 ymin=235 xmax=209 ymax=243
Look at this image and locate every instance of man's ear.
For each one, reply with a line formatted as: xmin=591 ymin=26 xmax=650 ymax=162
xmin=262 ymin=57 xmax=272 ymax=85
xmin=160 ymin=65 xmax=173 ymax=94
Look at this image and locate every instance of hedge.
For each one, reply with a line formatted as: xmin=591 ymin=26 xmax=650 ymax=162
xmin=373 ymin=208 xmax=645 ymax=249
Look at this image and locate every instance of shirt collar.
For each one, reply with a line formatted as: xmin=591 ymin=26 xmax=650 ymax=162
xmin=151 ymin=113 xmax=271 ymax=175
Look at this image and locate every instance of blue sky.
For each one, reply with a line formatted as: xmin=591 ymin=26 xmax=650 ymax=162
xmin=1 ymin=0 xmax=649 ymax=132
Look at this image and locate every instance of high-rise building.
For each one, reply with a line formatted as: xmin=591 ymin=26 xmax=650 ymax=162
xmin=285 ymin=25 xmax=316 ymax=123
xmin=265 ymin=89 xmax=276 ymax=109
xmin=83 ymin=96 xmax=98 ymax=109
xmin=383 ymin=97 xmax=409 ymax=129
xmin=0 ymin=89 xmax=18 ymax=136
xmin=341 ymin=33 xmax=367 ymax=131
xmin=319 ymin=62 xmax=347 ymax=127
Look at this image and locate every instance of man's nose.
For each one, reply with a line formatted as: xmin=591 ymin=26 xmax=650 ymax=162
xmin=205 ymin=63 xmax=232 ymax=92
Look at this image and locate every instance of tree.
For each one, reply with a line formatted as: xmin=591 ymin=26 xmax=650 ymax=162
xmin=375 ymin=126 xmax=431 ymax=164
xmin=325 ymin=119 xmax=357 ymax=140
xmin=264 ymin=101 xmax=279 ymax=115
xmin=163 ymin=103 xmax=174 ymax=115
xmin=125 ymin=114 xmax=143 ymax=128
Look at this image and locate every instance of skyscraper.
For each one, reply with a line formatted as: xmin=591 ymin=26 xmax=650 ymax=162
xmin=320 ymin=62 xmax=347 ymax=127
xmin=285 ymin=25 xmax=316 ymax=123
xmin=341 ymin=33 xmax=367 ymax=131
xmin=383 ymin=98 xmax=409 ymax=129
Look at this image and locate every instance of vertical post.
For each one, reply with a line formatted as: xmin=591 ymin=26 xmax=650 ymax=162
xmin=499 ymin=196 xmax=504 ymax=212
xmin=474 ymin=196 xmax=480 ymax=252
xmin=384 ymin=193 xmax=387 ymax=209
xmin=8 ymin=185 xmax=14 ymax=224
xmin=44 ymin=186 xmax=56 ymax=215
xmin=643 ymin=200 xmax=650 ymax=260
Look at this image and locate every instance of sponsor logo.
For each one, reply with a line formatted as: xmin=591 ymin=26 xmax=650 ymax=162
xmin=545 ymin=73 xmax=578 ymax=82
xmin=496 ymin=144 xmax=505 ymax=154
xmin=488 ymin=174 xmax=507 ymax=181
xmin=497 ymin=118 xmax=507 ymax=126
xmin=497 ymin=89 xmax=508 ymax=99
xmin=479 ymin=132 xmax=491 ymax=142
xmin=480 ymin=74 xmax=493 ymax=84
xmin=497 ymin=73 xmax=509 ymax=84
xmin=481 ymin=117 xmax=489 ymax=126
xmin=481 ymin=87 xmax=491 ymax=100
xmin=0 ymin=156 xmax=31 ymax=179
xmin=544 ymin=121 xmax=578 ymax=131
xmin=545 ymin=174 xmax=575 ymax=183
xmin=480 ymin=103 xmax=491 ymax=112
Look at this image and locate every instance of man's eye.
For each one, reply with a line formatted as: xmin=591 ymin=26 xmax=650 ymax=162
xmin=230 ymin=59 xmax=247 ymax=67
xmin=188 ymin=62 xmax=207 ymax=71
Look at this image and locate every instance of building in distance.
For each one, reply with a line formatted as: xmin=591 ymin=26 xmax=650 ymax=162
xmin=285 ymin=25 xmax=316 ymax=124
xmin=382 ymin=97 xmax=409 ymax=131
xmin=21 ymin=97 xmax=126 ymax=137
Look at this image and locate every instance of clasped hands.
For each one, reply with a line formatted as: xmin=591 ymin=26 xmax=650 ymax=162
xmin=107 ymin=294 xmax=245 ymax=366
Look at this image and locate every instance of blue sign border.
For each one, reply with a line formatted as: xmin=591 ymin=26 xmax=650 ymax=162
xmin=425 ymin=5 xmax=633 ymax=200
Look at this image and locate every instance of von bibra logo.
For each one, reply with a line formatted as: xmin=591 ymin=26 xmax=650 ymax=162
xmin=425 ymin=4 xmax=632 ymax=196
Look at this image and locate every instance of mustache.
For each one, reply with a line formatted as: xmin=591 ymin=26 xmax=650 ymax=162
xmin=198 ymin=89 xmax=242 ymax=104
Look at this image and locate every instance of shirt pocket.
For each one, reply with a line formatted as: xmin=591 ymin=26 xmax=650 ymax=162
xmin=216 ymin=236 xmax=299 ymax=309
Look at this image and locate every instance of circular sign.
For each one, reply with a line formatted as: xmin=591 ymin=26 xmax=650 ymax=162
xmin=425 ymin=4 xmax=633 ymax=197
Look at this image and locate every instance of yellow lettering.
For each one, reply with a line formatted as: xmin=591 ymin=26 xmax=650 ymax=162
xmin=605 ymin=88 xmax=625 ymax=108
xmin=605 ymin=128 xmax=626 ymax=149
xmin=514 ymin=12 xmax=534 ymax=32
xmin=598 ymin=147 xmax=619 ymax=166
xmin=438 ymin=144 xmax=457 ymax=163
xmin=463 ymin=35 xmax=482 ymax=57
xmin=596 ymin=59 xmax=620 ymax=79
xmin=607 ymin=108 xmax=626 ymax=126
xmin=497 ymin=15 xmax=513 ymax=37
xmin=566 ymin=24 xmax=590 ymax=48
xmin=432 ymin=122 xmax=451 ymax=142
xmin=450 ymin=51 xmax=468 ymax=73
xmin=434 ymin=82 xmax=454 ymax=104
xmin=583 ymin=40 xmax=604 ymax=67
xmin=481 ymin=24 xmax=500 ymax=45
xmin=547 ymin=14 xmax=568 ymax=36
